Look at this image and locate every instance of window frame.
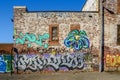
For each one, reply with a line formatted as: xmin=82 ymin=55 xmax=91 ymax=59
xmin=70 ymin=24 xmax=80 ymax=31
xmin=49 ymin=24 xmax=59 ymax=45
xmin=117 ymin=0 xmax=120 ymax=14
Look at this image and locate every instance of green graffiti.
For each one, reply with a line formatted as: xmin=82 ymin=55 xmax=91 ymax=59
xmin=64 ymin=30 xmax=90 ymax=50
xmin=3 ymin=55 xmax=13 ymax=72
xmin=15 ymin=33 xmax=50 ymax=48
xmin=44 ymin=44 xmax=48 ymax=49
xmin=79 ymin=30 xmax=87 ymax=36
xmin=6 ymin=61 xmax=13 ymax=72
xmin=28 ymin=44 xmax=31 ymax=48
xmin=43 ymin=33 xmax=50 ymax=39
xmin=68 ymin=30 xmax=79 ymax=37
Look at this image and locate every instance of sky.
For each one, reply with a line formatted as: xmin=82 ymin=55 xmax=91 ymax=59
xmin=0 ymin=0 xmax=87 ymax=43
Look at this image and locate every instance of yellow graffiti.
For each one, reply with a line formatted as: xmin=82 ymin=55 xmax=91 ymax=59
xmin=105 ymin=54 xmax=120 ymax=67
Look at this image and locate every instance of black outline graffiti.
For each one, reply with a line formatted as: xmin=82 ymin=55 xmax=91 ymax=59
xmin=15 ymin=53 xmax=84 ymax=72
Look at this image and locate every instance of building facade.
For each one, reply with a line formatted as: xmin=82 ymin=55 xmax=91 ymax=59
xmin=0 ymin=0 xmax=119 ymax=73
xmin=13 ymin=5 xmax=101 ymax=72
xmin=104 ymin=0 xmax=120 ymax=71
xmin=82 ymin=0 xmax=99 ymax=11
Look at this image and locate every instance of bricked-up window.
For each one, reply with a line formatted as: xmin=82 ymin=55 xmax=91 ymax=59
xmin=117 ymin=25 xmax=120 ymax=45
xmin=118 ymin=0 xmax=120 ymax=13
xmin=49 ymin=24 xmax=59 ymax=45
xmin=70 ymin=24 xmax=80 ymax=31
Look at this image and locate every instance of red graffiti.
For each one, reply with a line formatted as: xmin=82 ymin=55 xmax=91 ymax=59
xmin=105 ymin=54 xmax=120 ymax=67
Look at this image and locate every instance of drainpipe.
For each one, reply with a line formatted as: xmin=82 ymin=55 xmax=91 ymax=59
xmin=100 ymin=0 xmax=104 ymax=72
xmin=99 ymin=0 xmax=104 ymax=72
xmin=100 ymin=0 xmax=115 ymax=72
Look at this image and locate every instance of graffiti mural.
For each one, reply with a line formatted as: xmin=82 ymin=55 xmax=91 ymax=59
xmin=15 ymin=53 xmax=84 ymax=72
xmin=0 ymin=55 xmax=6 ymax=73
xmin=64 ymin=30 xmax=90 ymax=50
xmin=105 ymin=54 xmax=120 ymax=67
xmin=15 ymin=33 xmax=50 ymax=48
xmin=0 ymin=55 xmax=13 ymax=73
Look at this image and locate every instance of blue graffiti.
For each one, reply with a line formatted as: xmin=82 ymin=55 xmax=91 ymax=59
xmin=0 ymin=55 xmax=3 ymax=60
xmin=0 ymin=55 xmax=13 ymax=73
xmin=0 ymin=56 xmax=6 ymax=73
xmin=64 ymin=30 xmax=90 ymax=50
xmin=15 ymin=33 xmax=50 ymax=48
xmin=0 ymin=61 xmax=6 ymax=73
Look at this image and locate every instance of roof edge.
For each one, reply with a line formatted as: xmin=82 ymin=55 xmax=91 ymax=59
xmin=13 ymin=6 xmax=26 ymax=8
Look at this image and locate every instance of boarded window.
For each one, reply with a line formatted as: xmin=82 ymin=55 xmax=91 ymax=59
xmin=117 ymin=25 xmax=120 ymax=45
xmin=118 ymin=0 xmax=120 ymax=13
xmin=49 ymin=24 xmax=59 ymax=45
xmin=70 ymin=24 xmax=80 ymax=31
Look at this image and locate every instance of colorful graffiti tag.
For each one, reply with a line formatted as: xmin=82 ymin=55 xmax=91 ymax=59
xmin=0 ymin=55 xmax=13 ymax=73
xmin=15 ymin=53 xmax=84 ymax=72
xmin=64 ymin=30 xmax=90 ymax=50
xmin=105 ymin=54 xmax=120 ymax=67
xmin=15 ymin=33 xmax=50 ymax=48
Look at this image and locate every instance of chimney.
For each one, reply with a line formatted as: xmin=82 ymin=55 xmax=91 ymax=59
xmin=14 ymin=6 xmax=27 ymax=20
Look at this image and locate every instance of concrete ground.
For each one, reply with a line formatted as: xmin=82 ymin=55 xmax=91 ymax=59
xmin=0 ymin=72 xmax=120 ymax=80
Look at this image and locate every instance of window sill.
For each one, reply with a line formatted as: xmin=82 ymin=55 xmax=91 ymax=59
xmin=49 ymin=41 xmax=60 ymax=46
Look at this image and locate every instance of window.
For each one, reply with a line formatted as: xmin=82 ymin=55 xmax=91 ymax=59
xmin=70 ymin=24 xmax=80 ymax=31
xmin=49 ymin=24 xmax=59 ymax=45
xmin=118 ymin=0 xmax=120 ymax=13
xmin=52 ymin=27 xmax=58 ymax=41
xmin=117 ymin=25 xmax=120 ymax=45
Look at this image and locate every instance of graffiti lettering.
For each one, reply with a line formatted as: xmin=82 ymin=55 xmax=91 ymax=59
xmin=105 ymin=54 xmax=120 ymax=67
xmin=15 ymin=33 xmax=49 ymax=48
xmin=15 ymin=53 xmax=84 ymax=72
xmin=0 ymin=55 xmax=13 ymax=73
xmin=64 ymin=30 xmax=90 ymax=50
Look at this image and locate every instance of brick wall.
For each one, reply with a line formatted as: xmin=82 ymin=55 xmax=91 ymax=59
xmin=0 ymin=44 xmax=13 ymax=54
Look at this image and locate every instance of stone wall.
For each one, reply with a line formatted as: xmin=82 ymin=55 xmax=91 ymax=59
xmin=104 ymin=0 xmax=120 ymax=71
xmin=13 ymin=6 xmax=101 ymax=72
xmin=14 ymin=7 xmax=101 ymax=52
xmin=104 ymin=0 xmax=120 ymax=51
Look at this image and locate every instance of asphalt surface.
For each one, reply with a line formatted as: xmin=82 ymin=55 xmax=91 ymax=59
xmin=0 ymin=72 xmax=120 ymax=80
